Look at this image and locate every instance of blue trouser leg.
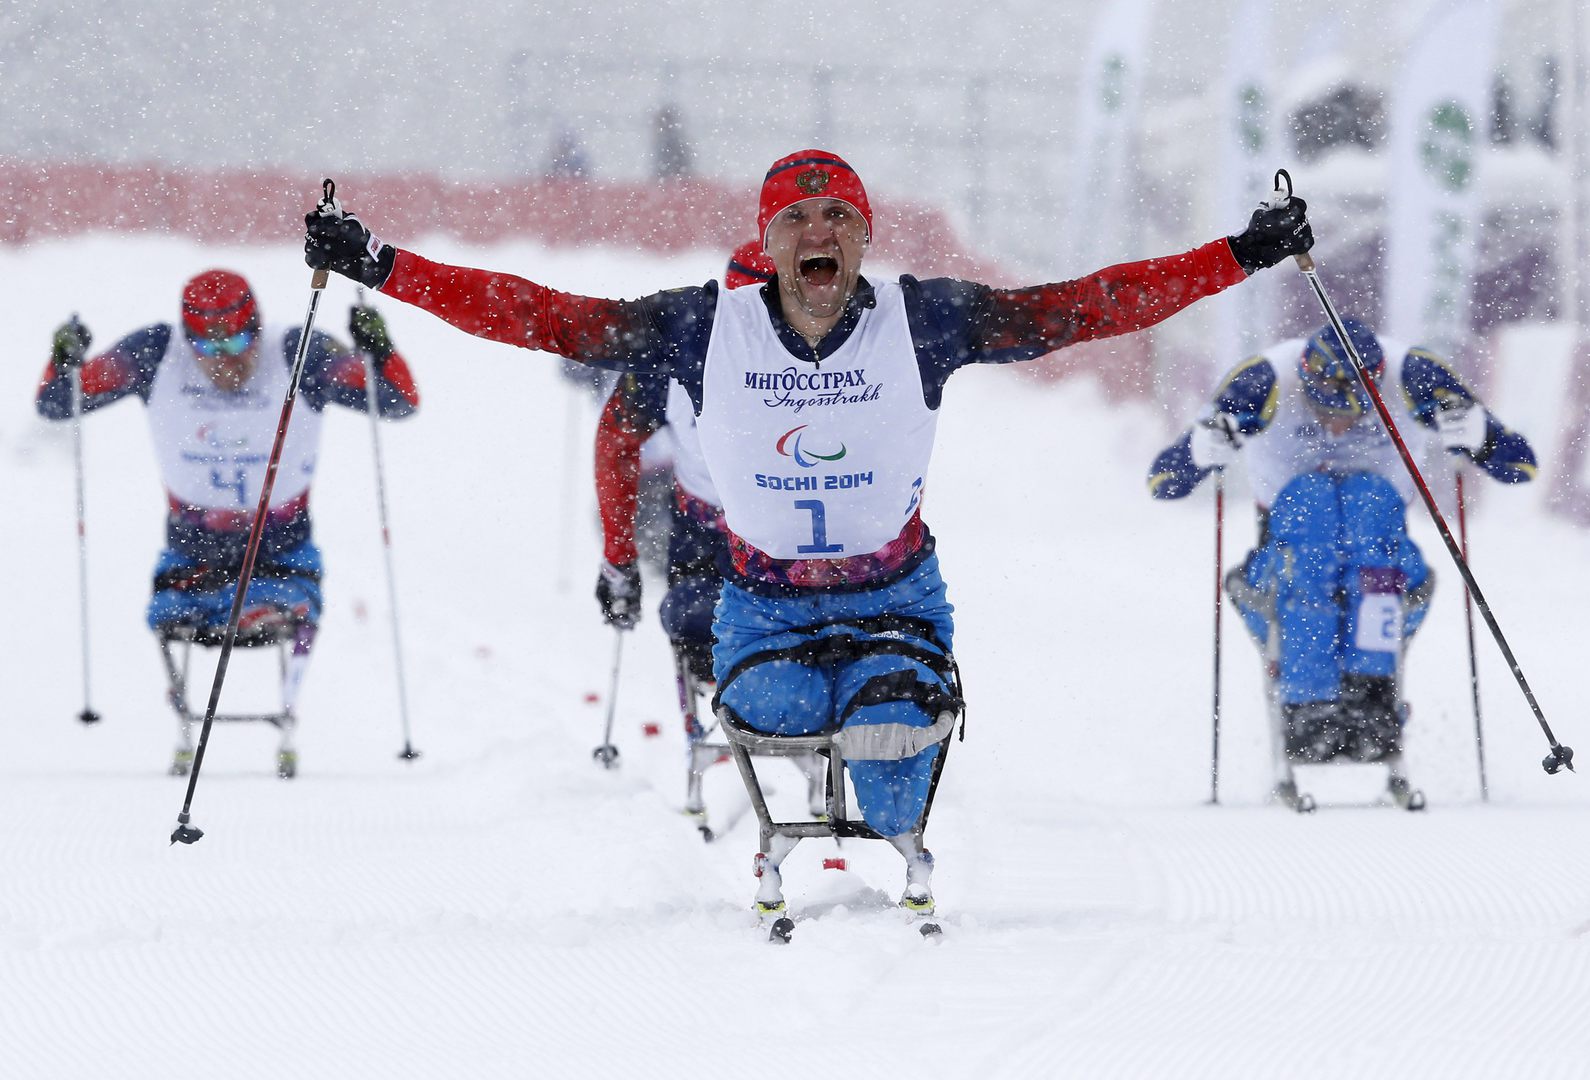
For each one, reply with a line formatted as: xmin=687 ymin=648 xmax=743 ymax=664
xmin=833 ymin=653 xmax=945 ymax=835
xmin=659 ymin=574 xmax=719 ymax=650
xmin=1266 ymin=474 xmax=1344 ymax=706
xmin=146 ymin=541 xmax=324 ymax=633
xmin=1338 ymin=473 xmax=1428 ymax=677
xmin=713 ymin=556 xmax=955 ymax=838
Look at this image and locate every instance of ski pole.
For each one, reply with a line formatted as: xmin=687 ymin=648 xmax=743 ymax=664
xmin=354 ymin=288 xmax=421 ymax=763
xmin=1209 ymin=472 xmax=1224 ymax=804
xmin=592 ymin=628 xmax=625 ymax=768
xmin=171 ymin=178 xmax=340 ymax=845
xmin=1456 ymin=470 xmax=1489 ymax=800
xmin=1277 ymin=168 xmax=1573 ymax=776
xmin=66 ymin=315 xmax=101 ymax=726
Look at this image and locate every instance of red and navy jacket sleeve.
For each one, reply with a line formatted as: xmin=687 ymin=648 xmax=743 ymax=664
xmin=594 ymin=373 xmax=670 ymax=566
xmin=293 ymin=329 xmax=420 ymax=417
xmin=36 ymin=325 xmax=169 ymax=418
xmin=1146 ymin=356 xmax=1281 ymax=500
xmin=378 ymin=249 xmax=715 ymax=382
xmin=905 ymin=239 xmax=1250 ymax=407
xmin=1399 ymin=349 xmax=1536 ymax=484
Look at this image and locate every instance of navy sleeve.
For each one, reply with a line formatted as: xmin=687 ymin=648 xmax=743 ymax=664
xmin=36 ymin=325 xmax=169 ymax=419
xmin=295 ymin=329 xmax=420 ymax=417
xmin=1147 ymin=357 xmax=1280 ymax=500
xmin=898 ymin=276 xmax=998 ymax=410
xmin=635 ymin=282 xmax=717 ymax=414
xmin=1400 ymin=348 xmax=1537 ymax=484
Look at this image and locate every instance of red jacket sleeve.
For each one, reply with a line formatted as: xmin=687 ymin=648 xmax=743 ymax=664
xmin=593 ymin=383 xmax=658 ymax=566
xmin=976 ymin=239 xmax=1248 ymax=354
xmin=379 ymin=250 xmax=649 ymax=362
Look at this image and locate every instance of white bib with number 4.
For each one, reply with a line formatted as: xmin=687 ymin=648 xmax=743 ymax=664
xmin=146 ymin=326 xmax=323 ymax=511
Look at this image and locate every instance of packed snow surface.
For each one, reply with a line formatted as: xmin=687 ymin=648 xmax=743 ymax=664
xmin=4 ymin=237 xmax=1589 ymax=1078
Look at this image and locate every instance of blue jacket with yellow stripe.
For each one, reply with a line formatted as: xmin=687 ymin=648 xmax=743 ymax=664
xmin=1148 ymin=343 xmax=1537 ymax=501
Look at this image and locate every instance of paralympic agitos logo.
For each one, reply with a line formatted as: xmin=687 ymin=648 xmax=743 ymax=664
xmin=776 ymin=425 xmax=846 ymax=468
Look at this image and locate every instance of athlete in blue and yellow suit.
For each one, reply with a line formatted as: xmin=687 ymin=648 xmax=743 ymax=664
xmin=1150 ymin=319 xmax=1535 ymax=763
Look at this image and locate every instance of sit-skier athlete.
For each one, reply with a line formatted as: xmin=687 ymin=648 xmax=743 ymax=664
xmin=36 ymin=271 xmax=420 ymax=777
xmin=1147 ymin=318 xmax=1535 ymax=807
xmin=305 ymin=148 xmax=1312 ymax=921
xmin=593 ymin=241 xmax=827 ymax=830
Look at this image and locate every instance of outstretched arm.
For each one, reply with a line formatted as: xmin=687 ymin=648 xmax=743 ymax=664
xmin=36 ymin=325 xmax=167 ymax=419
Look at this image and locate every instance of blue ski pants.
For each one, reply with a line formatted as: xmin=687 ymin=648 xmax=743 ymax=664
xmin=712 ymin=555 xmax=956 ymax=838
xmin=1231 ymin=472 xmax=1430 ymax=705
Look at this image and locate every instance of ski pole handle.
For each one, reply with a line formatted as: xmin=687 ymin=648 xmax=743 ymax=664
xmin=309 ymin=178 xmax=340 ymax=290
xmin=1269 ymin=169 xmax=1316 ymax=271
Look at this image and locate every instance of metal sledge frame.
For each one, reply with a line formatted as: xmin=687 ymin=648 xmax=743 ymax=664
xmin=717 ymin=704 xmax=957 ymax=857
xmin=676 ymin=649 xmax=731 ymax=820
xmin=158 ymin=623 xmax=300 ymax=777
xmin=677 ymin=649 xmax=826 ymax=839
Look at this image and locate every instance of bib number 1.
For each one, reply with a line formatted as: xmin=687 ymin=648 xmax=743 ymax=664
xmin=794 ymin=499 xmax=844 ymax=555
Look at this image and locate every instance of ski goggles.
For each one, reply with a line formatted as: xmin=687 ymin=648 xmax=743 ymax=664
xmin=190 ymin=329 xmax=257 ymax=358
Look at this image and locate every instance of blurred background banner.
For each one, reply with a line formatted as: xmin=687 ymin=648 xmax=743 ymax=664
xmin=1064 ymin=0 xmax=1156 ymax=273
xmin=2 ymin=0 xmax=1583 ymax=420
xmin=1211 ymin=0 xmax=1282 ymax=375
xmin=1385 ymin=0 xmax=1502 ymax=361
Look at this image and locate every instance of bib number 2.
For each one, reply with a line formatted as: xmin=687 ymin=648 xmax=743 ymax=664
xmin=1354 ymin=593 xmax=1403 ymax=653
xmin=794 ymin=499 xmax=844 ymax=555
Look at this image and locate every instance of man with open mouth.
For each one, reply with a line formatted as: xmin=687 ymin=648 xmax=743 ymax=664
xmin=304 ymin=147 xmax=1312 ymax=924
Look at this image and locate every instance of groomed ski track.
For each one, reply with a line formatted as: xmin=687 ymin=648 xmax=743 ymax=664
xmin=4 ymin=238 xmax=1589 ymax=1079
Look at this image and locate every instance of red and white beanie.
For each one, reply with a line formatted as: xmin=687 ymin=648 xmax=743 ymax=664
xmin=757 ymin=149 xmax=872 ymax=246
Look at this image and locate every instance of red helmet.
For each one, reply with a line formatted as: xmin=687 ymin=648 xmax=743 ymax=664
xmin=181 ymin=270 xmax=259 ymax=342
xmin=724 ymin=240 xmax=775 ymax=290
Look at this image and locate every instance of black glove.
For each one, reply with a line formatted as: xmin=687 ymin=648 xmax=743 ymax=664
xmin=595 ymin=561 xmax=643 ymax=630
xmin=304 ymin=201 xmax=396 ymax=289
xmin=1227 ymin=196 xmax=1313 ymax=274
xmin=349 ymin=306 xmax=394 ymax=362
xmin=51 ymin=317 xmax=92 ymax=371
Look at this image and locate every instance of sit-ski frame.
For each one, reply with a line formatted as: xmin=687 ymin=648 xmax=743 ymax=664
xmin=158 ymin=625 xmax=298 ymax=775
xmin=716 ymin=705 xmax=956 ymax=857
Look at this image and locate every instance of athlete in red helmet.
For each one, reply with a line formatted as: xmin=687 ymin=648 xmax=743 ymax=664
xmin=36 ymin=269 xmax=422 ymax=777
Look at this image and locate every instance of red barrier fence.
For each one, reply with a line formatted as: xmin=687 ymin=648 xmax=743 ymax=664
xmin=0 ymin=162 xmax=1006 ymax=281
xmin=1 ymin=161 xmax=1155 ymax=393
